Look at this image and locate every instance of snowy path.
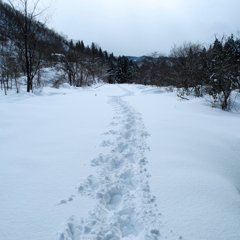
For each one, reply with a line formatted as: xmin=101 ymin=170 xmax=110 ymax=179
xmin=59 ymin=86 xmax=171 ymax=240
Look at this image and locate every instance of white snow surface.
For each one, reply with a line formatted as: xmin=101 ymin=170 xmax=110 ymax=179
xmin=0 ymin=84 xmax=240 ymax=240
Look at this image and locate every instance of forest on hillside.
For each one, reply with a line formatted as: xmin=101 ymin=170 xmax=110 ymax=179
xmin=0 ymin=0 xmax=240 ymax=110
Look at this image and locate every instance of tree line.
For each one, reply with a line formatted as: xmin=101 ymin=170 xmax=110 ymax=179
xmin=137 ymin=37 xmax=240 ymax=110
xmin=1 ymin=0 xmax=239 ymax=111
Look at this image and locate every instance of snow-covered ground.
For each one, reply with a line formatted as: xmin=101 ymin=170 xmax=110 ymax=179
xmin=0 ymin=84 xmax=240 ymax=240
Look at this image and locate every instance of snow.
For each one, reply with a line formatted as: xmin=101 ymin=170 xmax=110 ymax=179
xmin=0 ymin=84 xmax=240 ymax=240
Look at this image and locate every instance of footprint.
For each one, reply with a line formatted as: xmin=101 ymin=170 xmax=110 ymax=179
xmin=116 ymin=142 xmax=128 ymax=153
xmin=78 ymin=175 xmax=99 ymax=194
xmin=109 ymin=157 xmax=124 ymax=171
xmin=120 ymin=170 xmax=139 ymax=190
xmin=110 ymin=121 xmax=118 ymax=126
xmin=101 ymin=186 xmax=123 ymax=210
xmin=100 ymin=140 xmax=114 ymax=147
xmin=117 ymin=208 xmax=142 ymax=238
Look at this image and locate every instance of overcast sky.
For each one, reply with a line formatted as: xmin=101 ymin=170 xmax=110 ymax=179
xmin=44 ymin=0 xmax=240 ymax=57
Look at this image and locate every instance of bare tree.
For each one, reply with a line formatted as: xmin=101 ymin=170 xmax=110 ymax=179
xmin=7 ymin=0 xmax=52 ymax=92
xmin=0 ymin=39 xmax=18 ymax=94
xmin=170 ymin=42 xmax=205 ymax=96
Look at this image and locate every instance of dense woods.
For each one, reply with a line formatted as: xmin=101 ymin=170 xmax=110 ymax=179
xmin=137 ymin=38 xmax=240 ymax=110
xmin=0 ymin=0 xmax=239 ymax=110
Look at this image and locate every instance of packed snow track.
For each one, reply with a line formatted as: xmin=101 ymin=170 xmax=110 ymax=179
xmin=59 ymin=86 xmax=170 ymax=240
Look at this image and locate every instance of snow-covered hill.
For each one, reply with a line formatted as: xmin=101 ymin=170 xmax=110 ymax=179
xmin=126 ymin=56 xmax=148 ymax=63
xmin=0 ymin=84 xmax=240 ymax=240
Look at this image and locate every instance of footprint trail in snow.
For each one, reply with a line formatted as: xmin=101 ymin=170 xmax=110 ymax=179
xmin=59 ymin=86 xmax=177 ymax=240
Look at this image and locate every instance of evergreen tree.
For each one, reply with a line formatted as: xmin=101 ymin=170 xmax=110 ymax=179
xmin=91 ymin=42 xmax=98 ymax=55
xmin=98 ymin=47 xmax=104 ymax=58
xmin=69 ymin=39 xmax=74 ymax=49
xmin=205 ymin=38 xmax=233 ymax=110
